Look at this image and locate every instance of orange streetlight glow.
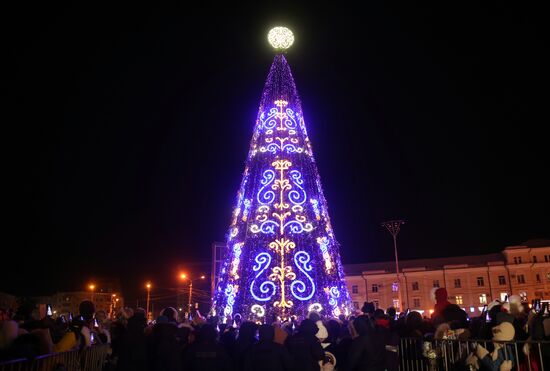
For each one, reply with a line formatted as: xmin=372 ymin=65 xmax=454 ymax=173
xmin=146 ymin=282 xmax=152 ymax=319
xmin=180 ymin=273 xmax=187 ymax=280
xmin=88 ymin=284 xmax=96 ymax=302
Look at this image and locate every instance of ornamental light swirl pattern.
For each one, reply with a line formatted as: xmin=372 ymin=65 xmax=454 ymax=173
xmin=212 ymin=53 xmax=351 ymax=321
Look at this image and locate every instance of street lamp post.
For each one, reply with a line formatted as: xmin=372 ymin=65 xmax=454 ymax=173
xmin=89 ymin=284 xmax=95 ymax=303
xmin=188 ymin=280 xmax=193 ymax=311
xmin=146 ymin=283 xmax=152 ymax=320
xmin=110 ymin=294 xmax=116 ymax=317
xmin=179 ymin=273 xmax=205 ymax=316
xmin=381 ymin=220 xmax=405 ymax=312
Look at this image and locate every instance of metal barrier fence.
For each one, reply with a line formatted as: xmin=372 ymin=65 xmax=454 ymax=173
xmin=0 ymin=344 xmax=108 ymax=371
xmin=399 ymin=337 xmax=550 ymax=371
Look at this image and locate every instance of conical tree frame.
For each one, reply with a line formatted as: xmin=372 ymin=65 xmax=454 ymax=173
xmin=212 ymin=54 xmax=351 ymax=321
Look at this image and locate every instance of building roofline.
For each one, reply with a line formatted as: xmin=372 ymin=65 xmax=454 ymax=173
xmin=344 ymin=252 xmax=504 ymax=275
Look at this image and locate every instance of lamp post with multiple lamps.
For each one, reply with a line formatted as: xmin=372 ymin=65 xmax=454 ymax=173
xmin=381 ymin=220 xmax=405 ymax=312
xmin=179 ymin=273 xmax=205 ymax=316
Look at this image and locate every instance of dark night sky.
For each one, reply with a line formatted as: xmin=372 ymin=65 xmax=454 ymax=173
xmin=4 ymin=4 xmax=547 ymax=302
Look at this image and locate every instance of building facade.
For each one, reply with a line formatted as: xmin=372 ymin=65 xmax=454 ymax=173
xmin=0 ymin=292 xmax=17 ymax=312
xmin=344 ymin=239 xmax=550 ymax=316
xmin=34 ymin=291 xmax=124 ymax=318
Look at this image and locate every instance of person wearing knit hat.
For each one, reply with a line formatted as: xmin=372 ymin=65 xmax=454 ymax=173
xmin=467 ymin=322 xmax=515 ymax=370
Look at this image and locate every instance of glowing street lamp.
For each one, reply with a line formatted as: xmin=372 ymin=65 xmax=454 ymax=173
xmin=88 ymin=284 xmax=95 ymax=303
xmin=179 ymin=273 xmax=205 ymax=313
xmin=145 ymin=283 xmax=152 ymax=319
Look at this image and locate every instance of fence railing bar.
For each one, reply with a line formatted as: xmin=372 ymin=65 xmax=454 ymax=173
xmin=538 ymin=342 xmax=544 ymax=371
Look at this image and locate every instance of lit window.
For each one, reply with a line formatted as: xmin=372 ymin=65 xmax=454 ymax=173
xmin=413 ymin=298 xmax=421 ymax=308
xmin=392 ymin=299 xmax=400 ymax=309
xmin=476 ymin=277 xmax=484 ymax=286
xmin=455 ymin=295 xmax=463 ymax=305
xmin=454 ymin=279 xmax=461 ymax=288
xmin=433 ymin=280 xmax=440 ymax=288
xmin=412 ymin=282 xmax=419 ymax=291
xmin=479 ymin=294 xmax=487 ymax=304
xmin=517 ymin=274 xmax=526 ymax=284
xmin=372 ymin=284 xmax=378 ymax=293
xmin=519 ymin=291 xmax=527 ymax=301
xmin=500 ymin=292 xmax=508 ymax=301
xmin=352 ymin=285 xmax=358 ymax=294
xmin=392 ymin=282 xmax=398 ymax=292
xmin=498 ymin=276 xmax=506 ymax=285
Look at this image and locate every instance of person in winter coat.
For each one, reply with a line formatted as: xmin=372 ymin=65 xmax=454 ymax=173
xmin=183 ymin=324 xmax=233 ymax=371
xmin=285 ymin=319 xmax=324 ymax=371
xmin=147 ymin=316 xmax=182 ymax=371
xmin=347 ymin=315 xmax=386 ymax=371
xmin=117 ymin=314 xmax=147 ymax=371
xmin=233 ymin=321 xmax=258 ymax=370
xmin=245 ymin=324 xmax=293 ymax=371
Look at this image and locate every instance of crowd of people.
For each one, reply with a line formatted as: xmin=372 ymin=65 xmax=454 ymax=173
xmin=1 ymin=287 xmax=550 ymax=370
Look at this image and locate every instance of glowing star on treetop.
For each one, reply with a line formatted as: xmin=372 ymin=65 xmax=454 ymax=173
xmin=212 ymin=29 xmax=351 ymax=321
xmin=268 ymin=27 xmax=294 ymax=50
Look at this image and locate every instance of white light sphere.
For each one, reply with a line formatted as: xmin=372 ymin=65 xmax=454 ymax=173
xmin=268 ymin=27 xmax=294 ymax=50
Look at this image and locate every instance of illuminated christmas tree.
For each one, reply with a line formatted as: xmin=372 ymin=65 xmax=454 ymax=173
xmin=213 ymin=28 xmax=351 ymax=321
